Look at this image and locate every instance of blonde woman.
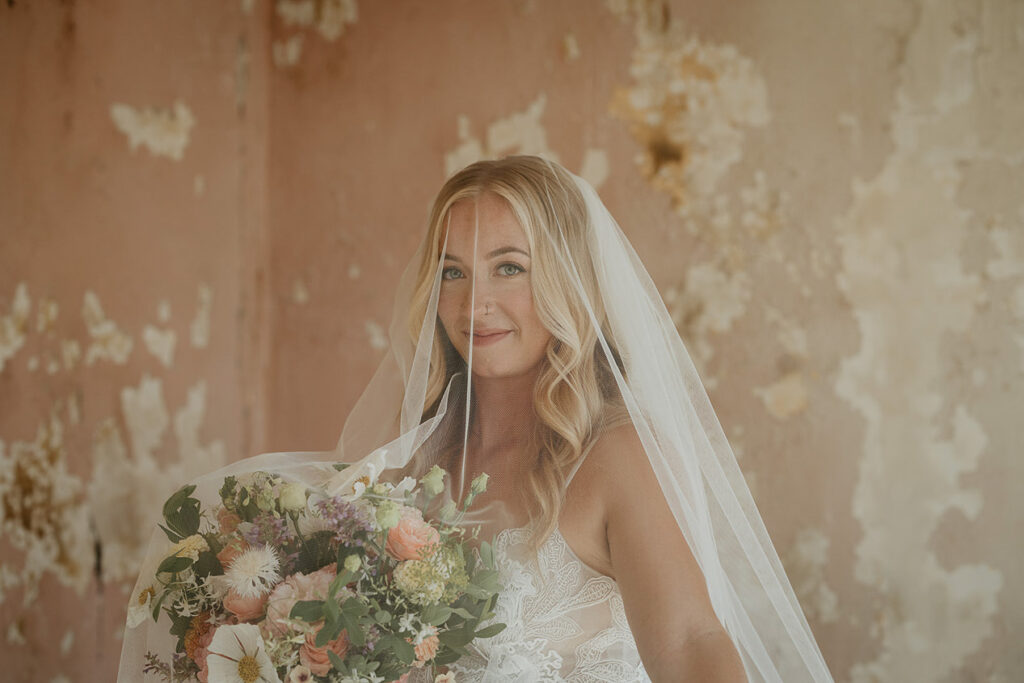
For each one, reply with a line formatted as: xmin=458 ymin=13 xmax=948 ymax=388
xmin=356 ymin=156 xmax=831 ymax=681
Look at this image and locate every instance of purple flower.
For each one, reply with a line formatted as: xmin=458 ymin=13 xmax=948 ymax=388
xmin=314 ymin=496 xmax=374 ymax=546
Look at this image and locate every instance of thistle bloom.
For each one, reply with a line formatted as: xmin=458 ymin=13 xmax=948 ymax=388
xmin=205 ymin=623 xmax=281 ymax=683
xmin=224 ymin=546 xmax=282 ymax=599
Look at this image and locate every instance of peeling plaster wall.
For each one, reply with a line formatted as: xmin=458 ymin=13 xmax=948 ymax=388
xmin=1 ymin=0 xmax=1021 ymax=681
xmin=0 ymin=0 xmax=271 ymax=680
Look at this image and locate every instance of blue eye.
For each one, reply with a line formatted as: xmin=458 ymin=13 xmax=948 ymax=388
xmin=442 ymin=267 xmax=464 ymax=280
xmin=498 ymin=263 xmax=525 ymax=276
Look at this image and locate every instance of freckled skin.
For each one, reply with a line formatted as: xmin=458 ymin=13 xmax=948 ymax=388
xmin=437 ymin=193 xmax=552 ymax=379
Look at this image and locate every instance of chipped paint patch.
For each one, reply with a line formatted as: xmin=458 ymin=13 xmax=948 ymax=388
xmin=193 ymin=174 xmax=206 ymax=197
xmin=579 ymin=148 xmax=610 ymax=190
xmin=0 ymin=282 xmax=31 ymax=373
xmin=445 ymin=95 xmax=558 ymax=177
xmin=348 ymin=263 xmax=361 ymax=280
xmin=82 ymin=291 xmax=133 ymax=365
xmin=59 ymin=629 xmax=73 ymax=656
xmin=276 ymin=0 xmax=358 ymax=42
xmin=35 ymin=298 xmax=58 ymax=333
xmin=173 ymin=381 xmax=227 ymax=478
xmin=663 ymin=262 xmax=751 ymax=384
xmin=109 ymin=100 xmax=195 ymax=161
xmin=563 ymin=33 xmax=581 ymax=61
xmin=141 ymin=325 xmax=176 ymax=367
xmin=0 ymin=414 xmax=91 ymax=605
xmin=120 ymin=374 xmax=168 ymax=461
xmin=610 ymin=26 xmax=768 ymax=214
xmin=292 ymin=278 xmax=310 ymax=304
xmin=753 ymin=371 xmax=808 ymax=420
xmin=364 ymin=320 xmax=387 ymax=351
xmin=273 ymin=34 xmax=305 ymax=67
xmin=190 ymin=284 xmax=212 ymax=349
xmin=787 ymin=529 xmax=839 ymax=624
xmin=157 ymin=300 xmax=171 ymax=324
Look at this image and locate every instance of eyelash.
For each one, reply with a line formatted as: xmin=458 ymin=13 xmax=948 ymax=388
xmin=442 ymin=263 xmax=526 ymax=280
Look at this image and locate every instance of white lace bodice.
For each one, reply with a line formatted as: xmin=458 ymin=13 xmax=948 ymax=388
xmin=450 ymin=525 xmax=650 ymax=682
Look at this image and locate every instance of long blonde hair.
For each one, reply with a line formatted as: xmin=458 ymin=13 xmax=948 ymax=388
xmin=409 ymin=156 xmax=627 ymax=545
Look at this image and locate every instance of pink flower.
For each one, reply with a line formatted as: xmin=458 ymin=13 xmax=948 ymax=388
xmin=264 ymin=563 xmax=338 ymax=637
xmin=413 ymin=633 xmax=440 ymax=666
xmin=386 ymin=508 xmax=440 ymax=561
xmin=218 ymin=507 xmax=242 ymax=534
xmin=223 ymin=588 xmax=268 ymax=622
xmin=216 ymin=538 xmax=248 ymax=568
xmin=192 ymin=623 xmax=216 ymax=683
xmin=299 ymin=627 xmax=349 ymax=677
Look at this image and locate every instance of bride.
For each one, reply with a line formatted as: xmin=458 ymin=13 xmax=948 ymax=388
xmin=118 ymin=156 xmax=833 ymax=682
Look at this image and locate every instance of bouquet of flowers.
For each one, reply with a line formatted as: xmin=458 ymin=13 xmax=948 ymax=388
xmin=128 ymin=463 xmax=503 ymax=683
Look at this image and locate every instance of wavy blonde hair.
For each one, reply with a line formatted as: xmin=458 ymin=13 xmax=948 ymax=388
xmin=408 ymin=156 xmax=628 ymax=546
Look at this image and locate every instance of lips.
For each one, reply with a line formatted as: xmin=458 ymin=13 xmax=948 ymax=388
xmin=467 ymin=329 xmax=511 ymax=345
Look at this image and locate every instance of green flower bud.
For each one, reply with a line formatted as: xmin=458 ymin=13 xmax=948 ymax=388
xmin=343 ymin=554 xmax=362 ymax=574
xmin=470 ymin=472 xmax=489 ymax=496
xmin=420 ymin=465 xmax=446 ymax=497
xmin=439 ymin=499 xmax=458 ymax=523
xmin=376 ymin=500 xmax=402 ymax=530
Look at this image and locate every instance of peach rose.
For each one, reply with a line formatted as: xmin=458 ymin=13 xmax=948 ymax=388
xmin=217 ymin=507 xmax=242 ymax=534
xmin=413 ymin=633 xmax=440 ymax=666
xmin=264 ymin=563 xmax=337 ymax=637
xmin=223 ymin=589 xmax=268 ymax=622
xmin=299 ymin=627 xmax=349 ymax=677
xmin=216 ymin=538 xmax=248 ymax=568
xmin=386 ymin=508 xmax=440 ymax=561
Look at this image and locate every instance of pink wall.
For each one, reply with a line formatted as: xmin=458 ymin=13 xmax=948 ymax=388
xmin=2 ymin=1 xmax=1021 ymax=681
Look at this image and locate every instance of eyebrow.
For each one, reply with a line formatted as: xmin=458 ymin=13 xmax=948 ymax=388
xmin=443 ymin=246 xmax=530 ymax=263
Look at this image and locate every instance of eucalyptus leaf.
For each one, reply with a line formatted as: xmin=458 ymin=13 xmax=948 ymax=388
xmin=474 ymin=623 xmax=506 ymax=639
xmin=327 ymin=649 xmax=346 ymax=672
xmin=156 ymin=555 xmax=193 ymax=575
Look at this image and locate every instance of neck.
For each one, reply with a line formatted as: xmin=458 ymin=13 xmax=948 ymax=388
xmin=467 ymin=364 xmax=541 ymax=459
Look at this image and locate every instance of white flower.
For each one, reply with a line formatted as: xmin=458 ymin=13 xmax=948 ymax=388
xmin=279 ymin=482 xmax=307 ymax=511
xmin=398 ymin=612 xmax=417 ymax=634
xmin=126 ymin=584 xmax=155 ymax=628
xmin=286 ymin=665 xmax=312 ymax=683
xmin=435 ymin=673 xmax=456 ymax=683
xmin=393 ymin=476 xmax=418 ymax=496
xmin=225 ymin=546 xmax=281 ymax=598
xmin=206 ymin=623 xmax=282 ymax=683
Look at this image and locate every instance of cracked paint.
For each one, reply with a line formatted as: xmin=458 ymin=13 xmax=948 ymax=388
xmin=190 ymin=284 xmax=212 ymax=349
xmin=82 ymin=291 xmax=133 ymax=365
xmin=141 ymin=325 xmax=176 ymax=368
xmin=0 ymin=283 xmax=31 ymax=374
xmin=445 ymin=94 xmax=558 ymax=177
xmin=109 ymin=100 xmax=195 ymax=161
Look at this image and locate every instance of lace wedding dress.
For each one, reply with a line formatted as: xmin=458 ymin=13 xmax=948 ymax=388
xmin=449 ymin=525 xmax=650 ymax=683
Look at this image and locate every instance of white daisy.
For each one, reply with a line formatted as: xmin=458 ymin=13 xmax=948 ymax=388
xmin=206 ymin=623 xmax=282 ymax=683
xmin=224 ymin=546 xmax=281 ymax=599
xmin=126 ymin=584 xmax=155 ymax=628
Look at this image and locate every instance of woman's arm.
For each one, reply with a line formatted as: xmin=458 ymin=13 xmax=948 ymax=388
xmin=592 ymin=424 xmax=748 ymax=682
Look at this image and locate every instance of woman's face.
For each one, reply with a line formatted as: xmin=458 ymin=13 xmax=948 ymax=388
xmin=437 ymin=192 xmax=552 ymax=379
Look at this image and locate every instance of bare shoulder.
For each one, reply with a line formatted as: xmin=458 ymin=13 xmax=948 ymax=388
xmin=574 ymin=420 xmax=660 ymax=505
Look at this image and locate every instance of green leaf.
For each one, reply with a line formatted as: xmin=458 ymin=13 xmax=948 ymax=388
xmin=290 ymin=600 xmax=324 ymax=622
xmin=435 ymin=649 xmax=462 ymax=665
xmin=374 ymin=610 xmax=391 ymax=624
xmin=157 ymin=523 xmax=182 ymax=543
xmin=338 ymin=611 xmax=366 ymax=647
xmin=329 ymin=569 xmax=354 ymax=599
xmin=420 ymin=603 xmax=453 ymax=626
xmin=438 ymin=626 xmax=474 ymax=649
xmin=450 ymin=607 xmax=475 ymax=620
xmin=162 ymin=485 xmax=196 ymax=520
xmin=316 ymin=613 xmax=343 ymax=648
xmin=332 ymin=463 xmax=351 ymax=471
xmin=327 ymin=648 xmax=346 ymax=672
xmin=156 ymin=555 xmax=193 ymax=575
xmin=219 ymin=476 xmax=237 ymax=503
xmin=192 ymin=550 xmax=222 ymax=579
xmin=479 ymin=540 xmax=494 ymax=569
xmin=381 ymin=634 xmax=415 ymax=664
xmin=474 ymin=623 xmax=506 ymax=639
